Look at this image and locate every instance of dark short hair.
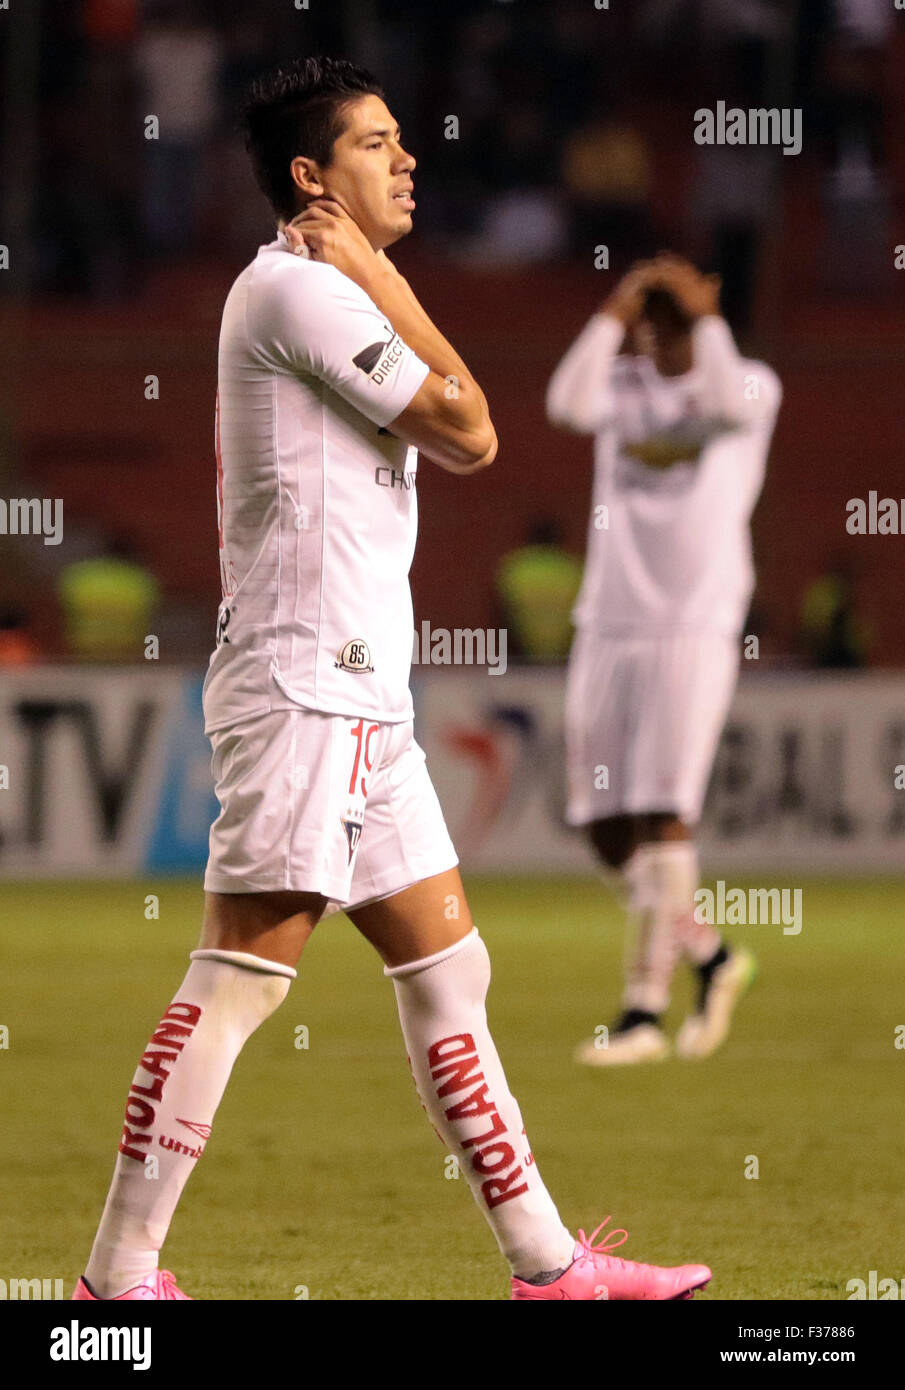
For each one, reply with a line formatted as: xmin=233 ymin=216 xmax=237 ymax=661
xmin=240 ymin=56 xmax=385 ymax=221
xmin=641 ymin=287 xmax=692 ymax=333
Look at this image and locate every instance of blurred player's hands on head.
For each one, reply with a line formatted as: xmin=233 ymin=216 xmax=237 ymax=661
xmin=608 ymin=253 xmax=719 ymax=376
xmin=647 ymin=254 xmax=721 ymax=322
xmin=600 ymin=261 xmax=657 ymax=326
xmin=287 ymin=94 xmax=416 ymax=256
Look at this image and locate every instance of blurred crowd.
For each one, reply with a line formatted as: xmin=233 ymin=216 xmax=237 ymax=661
xmin=4 ymin=0 xmax=896 ymax=316
xmin=0 ymin=0 xmax=897 ymax=668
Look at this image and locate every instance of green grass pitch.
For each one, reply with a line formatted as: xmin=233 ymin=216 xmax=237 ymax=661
xmin=4 ymin=876 xmax=903 ymax=1300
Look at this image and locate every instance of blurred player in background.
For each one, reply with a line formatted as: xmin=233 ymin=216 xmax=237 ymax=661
xmin=73 ymin=59 xmax=710 ymax=1302
xmin=547 ymin=255 xmax=781 ymax=1066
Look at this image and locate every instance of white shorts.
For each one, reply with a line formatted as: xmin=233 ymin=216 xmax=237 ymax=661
xmin=565 ymin=629 xmax=740 ymax=826
xmin=204 ymin=709 xmax=458 ymax=913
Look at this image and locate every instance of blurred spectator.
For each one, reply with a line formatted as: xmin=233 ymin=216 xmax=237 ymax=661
xmin=545 ymin=3 xmax=598 ymax=137
xmin=448 ymin=9 xmax=513 ymax=134
xmin=218 ymin=16 xmax=273 ymax=114
xmin=561 ymin=98 xmax=654 ymax=263
xmin=57 ymin=537 xmax=160 ymax=662
xmin=687 ymin=39 xmax=776 ymax=334
xmin=459 ymin=187 xmax=570 ymax=268
xmin=32 ymin=0 xmax=140 ymax=296
xmin=496 ymin=519 xmax=583 ymax=664
xmin=818 ymin=2 xmax=891 ymax=294
xmin=0 ymin=606 xmax=42 ymax=666
xmin=688 ymin=143 xmax=773 ymax=334
xmin=641 ymin=0 xmax=787 ymax=329
xmin=454 ymin=9 xmax=579 ymax=265
xmin=207 ymin=17 xmax=279 ymax=255
xmin=639 ymin=0 xmax=783 ymax=46
xmin=832 ymin=0 xmax=891 ymax=47
xmin=83 ymin=0 xmax=139 ymax=45
xmin=136 ymin=1 xmax=223 ymax=256
xmin=799 ymin=563 xmax=871 ymax=668
xmin=460 ymin=101 xmax=567 ymax=266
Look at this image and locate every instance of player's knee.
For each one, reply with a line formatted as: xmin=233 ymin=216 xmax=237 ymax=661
xmin=587 ymin=817 xmax=635 ymax=868
xmin=184 ymin=948 xmax=297 ymax=1039
xmin=386 ymin=927 xmax=490 ymax=1012
xmin=640 ymin=813 xmax=691 ymax=844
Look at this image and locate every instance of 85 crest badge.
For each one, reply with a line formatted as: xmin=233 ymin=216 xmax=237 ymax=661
xmin=335 ymin=639 xmax=374 ymax=673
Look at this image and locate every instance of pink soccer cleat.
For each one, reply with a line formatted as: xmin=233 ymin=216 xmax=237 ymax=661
xmin=511 ymin=1218 xmax=711 ymax=1300
xmin=72 ymin=1269 xmax=191 ymax=1301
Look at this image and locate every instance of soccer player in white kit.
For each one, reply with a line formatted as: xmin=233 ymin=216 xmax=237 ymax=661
xmin=547 ymin=255 xmax=781 ymax=1067
xmin=73 ymin=60 xmax=712 ymax=1302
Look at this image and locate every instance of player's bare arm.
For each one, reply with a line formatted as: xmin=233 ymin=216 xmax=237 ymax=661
xmin=286 ymin=199 xmax=496 ymax=473
xmin=545 ymin=262 xmax=657 ymax=433
xmin=647 ymin=254 xmax=780 ymax=426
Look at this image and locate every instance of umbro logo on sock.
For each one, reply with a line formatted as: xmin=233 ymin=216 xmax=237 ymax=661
xmin=177 ymin=1118 xmax=212 ymax=1141
xmin=159 ymin=1135 xmax=204 ymax=1159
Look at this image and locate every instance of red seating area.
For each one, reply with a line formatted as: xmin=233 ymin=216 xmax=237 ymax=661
xmin=9 ymin=222 xmax=902 ymax=666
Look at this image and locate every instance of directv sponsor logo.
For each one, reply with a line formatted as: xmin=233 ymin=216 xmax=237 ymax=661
xmin=353 ymin=332 xmax=405 ymax=385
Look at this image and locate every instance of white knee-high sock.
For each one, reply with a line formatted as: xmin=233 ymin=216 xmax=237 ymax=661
xmin=670 ymin=846 xmax=723 ymax=964
xmin=387 ymin=928 xmax=574 ymax=1279
xmin=85 ymin=949 xmax=294 ymax=1297
xmin=596 ymin=861 xmax=632 ymax=911
xmin=621 ymin=843 xmax=699 ymax=1014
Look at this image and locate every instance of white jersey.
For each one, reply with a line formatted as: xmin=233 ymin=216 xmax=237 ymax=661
xmin=203 ymin=232 xmax=430 ymax=732
xmin=546 ymin=314 xmax=781 ymax=637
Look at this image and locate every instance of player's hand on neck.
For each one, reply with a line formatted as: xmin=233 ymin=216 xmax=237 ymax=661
xmin=282 ymin=198 xmax=388 ymax=295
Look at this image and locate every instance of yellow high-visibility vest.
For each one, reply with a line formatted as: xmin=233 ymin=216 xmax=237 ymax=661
xmin=496 ymin=545 xmax=583 ymax=662
xmin=58 ymin=557 xmax=160 ymax=660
